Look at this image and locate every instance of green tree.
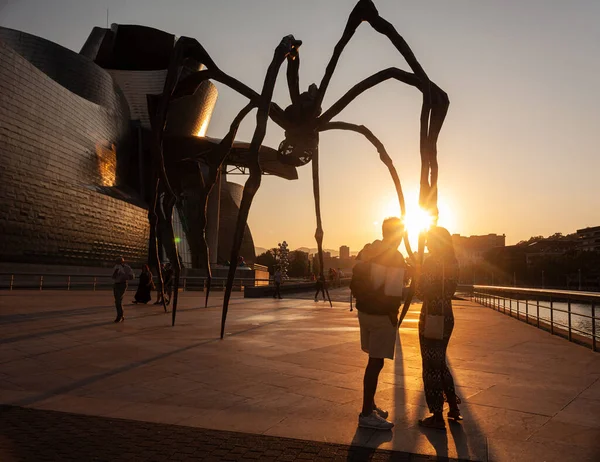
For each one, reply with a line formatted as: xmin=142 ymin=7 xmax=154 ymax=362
xmin=288 ymin=250 xmax=309 ymax=278
xmin=256 ymin=249 xmax=277 ymax=274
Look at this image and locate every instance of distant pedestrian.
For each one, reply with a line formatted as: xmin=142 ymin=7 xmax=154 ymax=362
xmin=314 ymin=275 xmax=326 ymax=302
xmin=112 ymin=256 xmax=134 ymax=323
xmin=417 ymin=226 xmax=461 ymax=429
xmin=273 ymin=268 xmax=283 ymax=299
xmin=133 ymin=264 xmax=154 ymax=304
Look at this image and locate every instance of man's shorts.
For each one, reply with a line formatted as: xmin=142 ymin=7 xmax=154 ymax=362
xmin=358 ymin=311 xmax=397 ymax=360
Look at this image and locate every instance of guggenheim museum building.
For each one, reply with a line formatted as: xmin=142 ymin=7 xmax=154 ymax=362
xmin=0 ymin=24 xmax=296 ymax=272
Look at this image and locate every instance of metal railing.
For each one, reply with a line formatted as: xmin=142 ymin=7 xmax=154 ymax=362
xmin=459 ymin=284 xmax=599 ymax=352
xmin=0 ymin=272 xmax=315 ymax=292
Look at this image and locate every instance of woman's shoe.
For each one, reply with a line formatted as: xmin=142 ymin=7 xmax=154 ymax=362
xmin=418 ymin=415 xmax=445 ymax=430
xmin=447 ymin=409 xmax=463 ymax=421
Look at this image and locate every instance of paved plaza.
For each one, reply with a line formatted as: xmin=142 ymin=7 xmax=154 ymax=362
xmin=1 ymin=288 xmax=599 ymax=461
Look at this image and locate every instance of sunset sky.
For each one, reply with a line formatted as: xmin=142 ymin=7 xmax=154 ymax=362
xmin=2 ymin=0 xmax=599 ymax=254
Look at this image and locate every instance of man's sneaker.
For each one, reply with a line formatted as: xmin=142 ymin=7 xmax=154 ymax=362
xmin=358 ymin=412 xmax=394 ymax=430
xmin=373 ymin=405 xmax=389 ymax=419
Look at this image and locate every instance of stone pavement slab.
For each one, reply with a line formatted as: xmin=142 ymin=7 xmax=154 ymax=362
xmin=1 ymin=405 xmax=462 ymax=461
xmin=1 ymin=289 xmax=600 ymax=461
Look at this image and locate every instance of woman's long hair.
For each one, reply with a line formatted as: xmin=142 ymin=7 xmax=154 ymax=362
xmin=427 ymin=226 xmax=457 ymax=262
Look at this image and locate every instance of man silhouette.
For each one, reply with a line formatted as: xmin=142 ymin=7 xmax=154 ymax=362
xmin=351 ymin=217 xmax=407 ymax=430
xmin=112 ymin=256 xmax=134 ymax=322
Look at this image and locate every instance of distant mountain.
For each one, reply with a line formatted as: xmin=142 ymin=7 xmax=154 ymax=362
xmin=254 ymin=246 xmax=268 ymax=256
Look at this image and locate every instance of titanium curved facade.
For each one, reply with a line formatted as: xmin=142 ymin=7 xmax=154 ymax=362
xmin=218 ymin=180 xmax=256 ymax=265
xmin=0 ymin=36 xmax=146 ymax=266
xmin=0 ymin=24 xmax=289 ymax=269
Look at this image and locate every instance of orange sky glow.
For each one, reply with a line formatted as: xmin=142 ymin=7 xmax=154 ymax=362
xmin=3 ymin=0 xmax=598 ymax=254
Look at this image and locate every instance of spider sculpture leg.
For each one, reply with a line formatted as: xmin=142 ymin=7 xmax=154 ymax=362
xmin=158 ymin=191 xmax=182 ymax=326
xmin=174 ymin=68 xmax=289 ymax=130
xmin=148 ymin=174 xmax=169 ymax=314
xmin=220 ymin=36 xmax=301 ymax=339
xmin=316 ymin=0 xmax=453 ymax=221
xmin=315 ymin=0 xmax=430 ymax=116
xmin=146 ymin=38 xmax=223 ymax=320
xmin=146 ymin=36 xmax=231 ymax=322
xmin=319 ymin=121 xmax=411 ymax=255
xmin=420 ymin=82 xmax=449 ymax=217
xmin=148 ymin=138 xmax=181 ymax=319
xmin=199 ymin=193 xmax=212 ymax=309
xmin=151 ymin=37 xmax=295 ymax=321
xmin=310 ymin=146 xmax=333 ymax=308
xmin=194 ymin=103 xmax=257 ymax=308
xmin=320 ymin=121 xmax=412 ymax=312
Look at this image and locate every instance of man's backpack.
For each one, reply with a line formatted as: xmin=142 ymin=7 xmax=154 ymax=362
xmin=350 ymin=260 xmax=372 ymax=301
xmin=351 ymin=257 xmax=405 ymax=315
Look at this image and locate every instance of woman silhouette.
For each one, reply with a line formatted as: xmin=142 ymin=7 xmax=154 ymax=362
xmin=417 ymin=226 xmax=462 ymax=429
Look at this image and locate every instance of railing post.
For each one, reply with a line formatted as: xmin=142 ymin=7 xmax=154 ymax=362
xmin=536 ymin=299 xmax=540 ymax=328
xmin=516 ymin=294 xmax=520 ymax=320
xmin=567 ymin=299 xmax=572 ymax=342
xmin=10 ymin=274 xmax=14 ymax=291
xmin=183 ymin=277 xmax=186 ymax=292
xmin=67 ymin=275 xmax=71 ymax=291
xmin=93 ymin=276 xmax=97 ymax=291
xmin=592 ymin=303 xmax=597 ymax=352
xmin=503 ymin=296 xmax=506 ymax=314
xmin=525 ymin=298 xmax=529 ymax=324
xmin=550 ymin=296 xmax=554 ymax=335
xmin=39 ymin=275 xmax=43 ymax=290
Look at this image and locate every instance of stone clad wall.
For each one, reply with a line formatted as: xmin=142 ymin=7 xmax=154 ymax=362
xmin=0 ymin=41 xmax=149 ymax=267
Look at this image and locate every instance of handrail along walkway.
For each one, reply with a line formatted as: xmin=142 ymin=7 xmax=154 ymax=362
xmin=458 ymin=284 xmax=599 ymax=352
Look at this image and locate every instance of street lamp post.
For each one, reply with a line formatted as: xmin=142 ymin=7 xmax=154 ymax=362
xmin=542 ymin=270 xmax=545 ymax=289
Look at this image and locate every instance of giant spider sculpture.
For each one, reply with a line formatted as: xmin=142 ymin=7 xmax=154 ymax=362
xmin=148 ymin=0 xmax=448 ymax=336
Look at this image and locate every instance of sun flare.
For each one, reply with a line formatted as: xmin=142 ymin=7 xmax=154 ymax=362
xmin=379 ymin=191 xmax=456 ymax=253
xmin=403 ymin=207 xmax=435 ymax=237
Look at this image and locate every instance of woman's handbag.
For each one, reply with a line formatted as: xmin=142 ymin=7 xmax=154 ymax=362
xmin=423 ymin=264 xmax=445 ymax=340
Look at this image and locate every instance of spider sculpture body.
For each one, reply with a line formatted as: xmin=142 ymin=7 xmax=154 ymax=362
xmin=147 ymin=0 xmax=449 ymax=336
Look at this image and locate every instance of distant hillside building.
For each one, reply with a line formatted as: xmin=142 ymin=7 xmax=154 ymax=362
xmin=339 ymin=246 xmax=350 ymax=260
xmin=524 ymin=239 xmax=579 ymax=267
xmin=577 ymin=226 xmax=600 ymax=252
xmin=452 ymin=234 xmax=506 ymax=266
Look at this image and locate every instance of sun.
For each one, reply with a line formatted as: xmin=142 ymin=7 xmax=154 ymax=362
xmin=379 ymin=191 xmax=456 ymax=253
xmin=403 ymin=206 xmax=435 ymax=237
